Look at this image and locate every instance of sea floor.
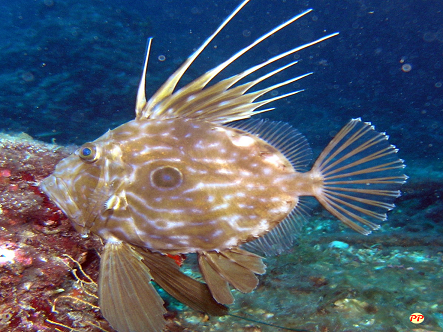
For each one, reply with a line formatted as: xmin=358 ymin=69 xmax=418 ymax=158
xmin=0 ymin=133 xmax=442 ymax=332
xmin=174 ymin=233 xmax=443 ymax=332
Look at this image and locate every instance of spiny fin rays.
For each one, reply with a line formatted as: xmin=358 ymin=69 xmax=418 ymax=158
xmin=135 ymin=0 xmax=338 ymax=122
xmin=135 ymin=38 xmax=153 ymax=118
xmin=198 ymin=248 xmax=265 ymax=305
xmin=133 ymin=247 xmax=228 ymax=316
xmin=147 ymin=61 xmax=307 ymax=121
xmin=160 ymin=73 xmax=310 ymax=124
xmin=138 ymin=0 xmax=250 ymax=118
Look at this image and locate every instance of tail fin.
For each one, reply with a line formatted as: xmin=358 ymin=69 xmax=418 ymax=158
xmin=311 ymin=118 xmax=407 ymax=235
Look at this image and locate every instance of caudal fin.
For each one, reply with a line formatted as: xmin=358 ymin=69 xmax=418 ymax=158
xmin=311 ymin=118 xmax=407 ymax=235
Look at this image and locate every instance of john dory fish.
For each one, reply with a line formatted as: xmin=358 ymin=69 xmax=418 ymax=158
xmin=40 ymin=0 xmax=407 ymax=331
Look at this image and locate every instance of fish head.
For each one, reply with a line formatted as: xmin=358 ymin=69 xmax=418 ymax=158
xmin=40 ymin=130 xmax=127 ymax=234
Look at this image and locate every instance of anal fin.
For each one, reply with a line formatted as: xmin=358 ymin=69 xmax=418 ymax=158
xmin=198 ymin=248 xmax=265 ymax=305
xmin=98 ymin=240 xmax=166 ymax=332
xmin=133 ymin=247 xmax=228 ymax=316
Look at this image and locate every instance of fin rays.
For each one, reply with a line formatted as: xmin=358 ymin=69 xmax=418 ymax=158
xmin=311 ymin=119 xmax=406 ymax=235
xmin=228 ymin=119 xmax=313 ymax=171
xmin=133 ymin=247 xmax=229 ymax=316
xmin=137 ymin=0 xmax=251 ymax=116
xmin=198 ymin=248 xmax=265 ymax=304
xmin=98 ymin=241 xmax=166 ymax=332
xmin=242 ymin=197 xmax=312 ymax=256
xmin=135 ymin=0 xmax=338 ymax=123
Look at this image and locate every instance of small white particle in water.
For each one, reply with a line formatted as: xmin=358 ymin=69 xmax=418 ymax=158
xmin=401 ymin=63 xmax=412 ymax=72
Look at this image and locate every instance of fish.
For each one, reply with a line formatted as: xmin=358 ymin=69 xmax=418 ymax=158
xmin=39 ymin=0 xmax=407 ymax=331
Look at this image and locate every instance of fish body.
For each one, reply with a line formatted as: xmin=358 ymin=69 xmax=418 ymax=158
xmin=44 ymin=117 xmax=303 ymax=252
xmin=40 ymin=1 xmax=407 ymax=331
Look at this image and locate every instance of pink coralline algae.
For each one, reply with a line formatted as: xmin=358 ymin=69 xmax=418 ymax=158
xmin=0 ymin=133 xmax=113 ymax=332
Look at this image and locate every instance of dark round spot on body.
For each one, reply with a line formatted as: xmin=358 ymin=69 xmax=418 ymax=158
xmin=151 ymin=166 xmax=182 ymax=189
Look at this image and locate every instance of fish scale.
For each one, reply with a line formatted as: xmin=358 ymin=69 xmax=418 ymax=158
xmin=39 ymin=0 xmax=406 ymax=331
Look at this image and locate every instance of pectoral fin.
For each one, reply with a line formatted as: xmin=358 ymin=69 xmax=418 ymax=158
xmin=98 ymin=240 xmax=166 ymax=332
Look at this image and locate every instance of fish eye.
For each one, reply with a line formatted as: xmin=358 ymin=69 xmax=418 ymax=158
xmin=78 ymin=143 xmax=100 ymax=163
xmin=150 ymin=166 xmax=183 ymax=189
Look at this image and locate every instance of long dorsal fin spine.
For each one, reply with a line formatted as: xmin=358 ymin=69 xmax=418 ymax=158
xmin=251 ymin=73 xmax=312 ymax=99
xmin=212 ymin=30 xmax=338 ymax=95
xmin=154 ymin=70 xmax=310 ymax=123
xmin=140 ymin=0 xmax=251 ymax=118
xmin=228 ymin=61 xmax=300 ymax=91
xmin=153 ymin=62 xmax=302 ymax=119
xmin=251 ymin=89 xmax=304 ymax=109
xmin=135 ymin=37 xmax=153 ymax=118
xmin=182 ymin=8 xmax=315 ymax=92
xmin=217 ymin=31 xmax=338 ymax=92
xmin=136 ymin=2 xmax=339 ymax=124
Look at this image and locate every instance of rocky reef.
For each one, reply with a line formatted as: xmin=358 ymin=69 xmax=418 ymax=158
xmin=0 ymin=133 xmax=109 ymax=331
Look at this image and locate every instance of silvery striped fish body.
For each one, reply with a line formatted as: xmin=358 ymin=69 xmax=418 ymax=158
xmin=40 ymin=1 xmax=407 ymax=331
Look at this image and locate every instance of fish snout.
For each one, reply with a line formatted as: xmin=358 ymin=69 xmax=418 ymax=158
xmin=40 ymin=175 xmax=83 ymax=226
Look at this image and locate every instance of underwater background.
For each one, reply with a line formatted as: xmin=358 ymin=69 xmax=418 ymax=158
xmin=0 ymin=0 xmax=442 ymax=331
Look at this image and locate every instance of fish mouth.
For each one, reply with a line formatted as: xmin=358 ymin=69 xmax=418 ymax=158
xmin=40 ymin=175 xmax=83 ymax=226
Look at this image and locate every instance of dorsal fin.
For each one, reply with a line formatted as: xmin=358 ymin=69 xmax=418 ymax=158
xmin=135 ymin=38 xmax=153 ymax=118
xmin=135 ymin=0 xmax=338 ymax=123
xmin=228 ymin=119 xmax=313 ymax=172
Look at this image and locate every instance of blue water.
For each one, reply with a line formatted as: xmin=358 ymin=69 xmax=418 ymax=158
xmin=0 ymin=0 xmax=441 ymax=165
xmin=1 ymin=1 xmax=442 ymax=331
